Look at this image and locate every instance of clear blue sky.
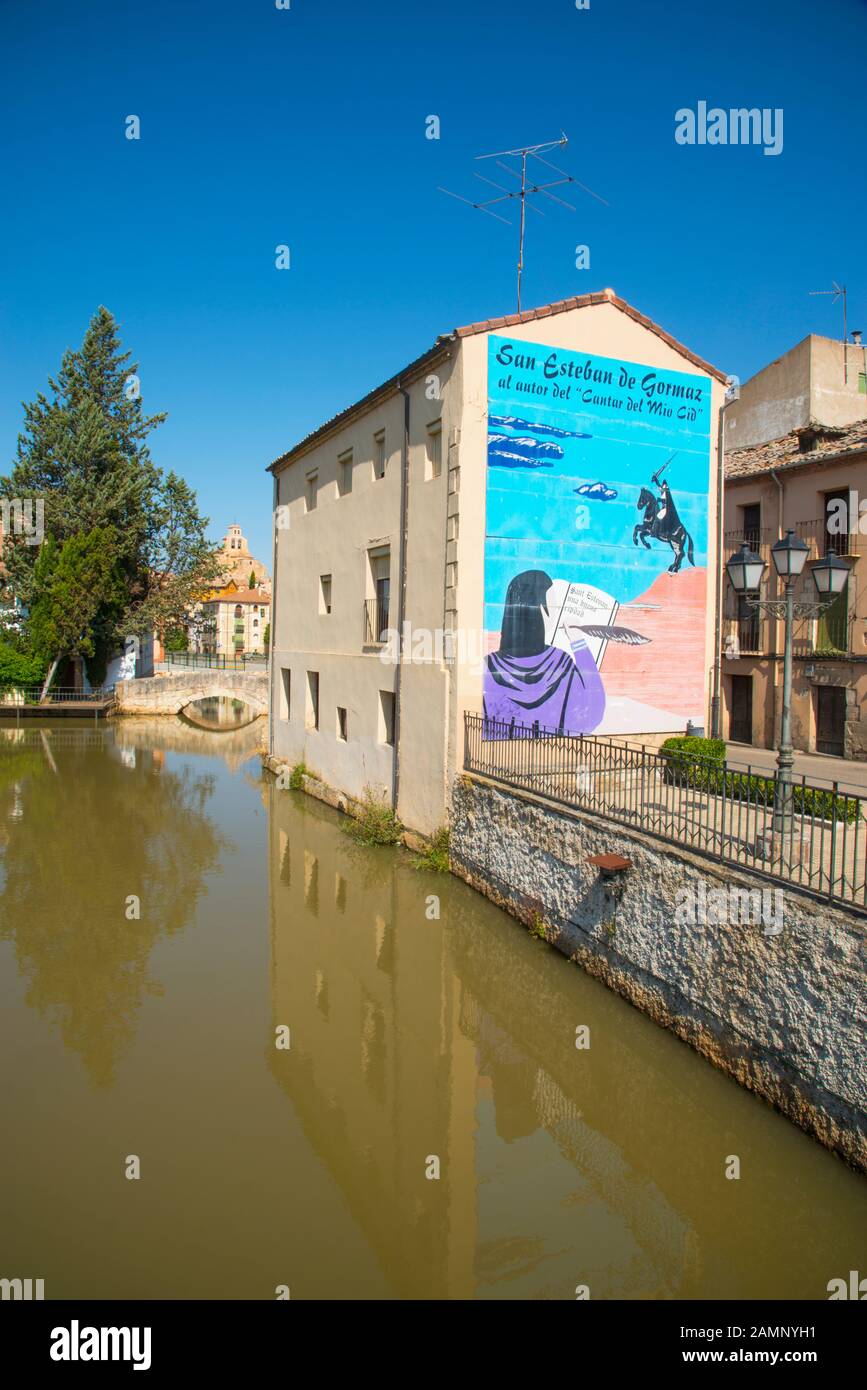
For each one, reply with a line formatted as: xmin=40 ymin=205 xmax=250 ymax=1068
xmin=1 ymin=0 xmax=864 ymax=565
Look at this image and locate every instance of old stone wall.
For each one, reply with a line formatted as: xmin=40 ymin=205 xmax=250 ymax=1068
xmin=450 ymin=775 xmax=867 ymax=1172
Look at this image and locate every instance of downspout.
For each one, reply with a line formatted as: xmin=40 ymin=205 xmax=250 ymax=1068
xmin=770 ymin=468 xmax=785 ymax=747
xmin=392 ymin=383 xmax=411 ymax=812
xmin=267 ymin=471 xmax=280 ymax=757
xmin=710 ymin=398 xmax=726 ymax=737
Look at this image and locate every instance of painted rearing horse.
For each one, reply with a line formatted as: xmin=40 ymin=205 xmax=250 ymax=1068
xmin=633 ymin=484 xmax=695 ymax=574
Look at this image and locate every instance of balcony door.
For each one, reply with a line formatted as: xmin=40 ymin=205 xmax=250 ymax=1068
xmin=729 ymin=675 xmax=752 ymax=744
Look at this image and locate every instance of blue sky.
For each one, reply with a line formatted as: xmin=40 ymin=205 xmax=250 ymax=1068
xmin=1 ymin=0 xmax=865 ymax=565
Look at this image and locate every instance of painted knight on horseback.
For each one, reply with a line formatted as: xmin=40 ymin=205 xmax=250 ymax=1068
xmin=632 ymin=454 xmax=695 ymax=574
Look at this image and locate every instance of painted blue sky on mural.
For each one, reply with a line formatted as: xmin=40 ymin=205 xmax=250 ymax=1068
xmin=484 ymin=335 xmax=712 ymax=635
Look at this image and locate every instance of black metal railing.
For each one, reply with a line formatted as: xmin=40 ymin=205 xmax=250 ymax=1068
xmin=363 ymin=596 xmax=390 ymax=645
xmin=162 ymin=652 xmax=268 ymax=670
xmin=0 ymin=685 xmax=116 ymax=705
xmin=463 ymin=712 xmax=867 ymax=910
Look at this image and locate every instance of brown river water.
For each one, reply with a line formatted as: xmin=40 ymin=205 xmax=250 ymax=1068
xmin=0 ymin=714 xmax=864 ymax=1300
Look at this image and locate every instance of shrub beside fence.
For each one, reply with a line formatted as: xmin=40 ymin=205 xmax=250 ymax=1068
xmin=464 ymin=714 xmax=867 ymax=910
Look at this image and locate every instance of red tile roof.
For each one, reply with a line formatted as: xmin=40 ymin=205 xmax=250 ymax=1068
xmin=268 ymin=288 xmax=728 ymax=472
xmin=725 ymin=419 xmax=867 ymax=481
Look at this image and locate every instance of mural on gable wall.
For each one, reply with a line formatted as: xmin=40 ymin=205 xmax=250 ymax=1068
xmin=483 ymin=335 xmax=711 ymax=740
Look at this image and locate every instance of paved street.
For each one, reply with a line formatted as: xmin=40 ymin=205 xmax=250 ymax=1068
xmin=726 ymin=742 xmax=867 ymax=796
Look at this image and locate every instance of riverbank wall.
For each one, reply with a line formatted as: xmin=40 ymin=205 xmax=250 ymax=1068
xmin=450 ymin=775 xmax=866 ymax=1174
xmin=261 ymin=751 xmax=866 ymax=1173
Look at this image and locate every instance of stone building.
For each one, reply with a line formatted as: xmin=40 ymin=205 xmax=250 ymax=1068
xmin=267 ymin=289 xmax=727 ymax=835
xmin=217 ymin=523 xmax=271 ymax=594
xmin=201 ymin=580 xmax=270 ymax=657
xmin=722 ymin=416 xmax=867 ymax=758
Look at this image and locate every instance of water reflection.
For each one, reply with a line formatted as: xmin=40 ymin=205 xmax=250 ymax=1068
xmin=268 ymin=784 xmax=867 ymax=1300
xmin=1 ymin=719 xmax=864 ymax=1300
xmin=181 ymin=695 xmax=260 ymax=732
xmin=0 ymin=723 xmax=227 ymax=1086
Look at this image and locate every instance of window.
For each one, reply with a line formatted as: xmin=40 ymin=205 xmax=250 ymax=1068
xmin=859 ymin=372 xmax=866 ymax=395
xmin=306 ymin=472 xmax=318 ymax=512
xmin=320 ymin=574 xmax=332 ymax=615
xmin=824 ymin=490 xmax=851 ymax=557
xmin=336 ymin=706 xmax=348 ymax=741
xmin=379 ymin=690 xmax=395 ymax=746
xmin=741 ymin=503 xmax=760 ymax=548
xmin=426 ymin=421 xmax=443 ymax=479
xmin=280 ymin=668 xmax=291 ymax=721
xmin=365 ymin=549 xmax=391 ymax=644
xmin=338 ymin=450 xmax=353 ymax=497
xmin=307 ymin=671 xmax=320 ymax=730
xmin=374 ymin=430 xmax=386 ymax=480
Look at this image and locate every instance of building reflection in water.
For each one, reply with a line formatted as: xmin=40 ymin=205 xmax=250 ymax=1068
xmin=266 ymin=784 xmax=699 ymax=1300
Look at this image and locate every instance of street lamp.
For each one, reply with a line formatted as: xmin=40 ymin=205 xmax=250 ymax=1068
xmin=726 ymin=530 xmax=851 ymax=845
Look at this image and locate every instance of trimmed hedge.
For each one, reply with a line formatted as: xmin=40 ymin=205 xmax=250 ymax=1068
xmin=659 ymin=736 xmax=860 ymax=824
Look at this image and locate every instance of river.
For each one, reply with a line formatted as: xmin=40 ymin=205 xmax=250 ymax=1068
xmin=0 ymin=717 xmax=864 ymax=1300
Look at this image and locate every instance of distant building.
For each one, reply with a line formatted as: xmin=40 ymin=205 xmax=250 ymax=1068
xmin=725 ymin=333 xmax=867 ymax=452
xmin=200 ymin=580 xmax=270 ymax=657
xmin=217 ymin=523 xmax=271 ymax=594
xmin=267 ymin=289 xmax=727 ymax=835
xmin=723 ymin=412 xmax=867 ymax=759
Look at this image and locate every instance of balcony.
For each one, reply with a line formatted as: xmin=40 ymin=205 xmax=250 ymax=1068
xmin=793 ymin=516 xmax=860 ymax=559
xmin=363 ymin=596 xmax=390 ymax=646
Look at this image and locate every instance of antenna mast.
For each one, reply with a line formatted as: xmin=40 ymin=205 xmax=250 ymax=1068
xmin=809 ymin=281 xmax=849 ymax=383
xmin=439 ymin=133 xmax=608 ymax=313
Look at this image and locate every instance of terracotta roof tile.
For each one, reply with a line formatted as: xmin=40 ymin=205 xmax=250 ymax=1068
xmin=268 ymin=288 xmax=728 ymax=472
xmin=725 ymin=419 xmax=867 ymax=481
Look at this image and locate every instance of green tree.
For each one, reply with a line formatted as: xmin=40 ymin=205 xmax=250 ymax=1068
xmin=0 ymin=307 xmax=219 ymax=679
xmin=249 ymin=569 xmax=256 ymax=589
xmin=28 ymin=527 xmax=126 ymax=696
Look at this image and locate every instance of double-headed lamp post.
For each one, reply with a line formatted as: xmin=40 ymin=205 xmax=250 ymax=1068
xmin=726 ymin=531 xmax=850 ymax=841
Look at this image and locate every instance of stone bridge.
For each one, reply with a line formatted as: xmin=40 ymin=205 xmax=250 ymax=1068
xmin=115 ymin=669 xmax=269 ymax=718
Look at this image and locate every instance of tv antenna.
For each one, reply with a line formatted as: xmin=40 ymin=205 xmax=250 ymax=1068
xmin=439 ymin=133 xmax=608 ymax=313
xmin=809 ymin=281 xmax=849 ymax=383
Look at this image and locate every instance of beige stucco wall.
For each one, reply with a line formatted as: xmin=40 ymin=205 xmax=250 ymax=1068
xmin=726 ymin=335 xmax=867 ymax=451
xmin=269 ymin=355 xmax=459 ymax=829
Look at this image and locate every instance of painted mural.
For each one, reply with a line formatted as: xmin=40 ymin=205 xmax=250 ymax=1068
xmin=483 ymin=335 xmax=711 ymax=740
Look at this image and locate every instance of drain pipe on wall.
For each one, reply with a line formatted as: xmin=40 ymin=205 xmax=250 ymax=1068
xmin=711 ymin=381 xmax=737 ymax=738
xmin=267 ymin=470 xmax=280 ymax=757
xmin=391 ymin=383 xmax=411 ymax=813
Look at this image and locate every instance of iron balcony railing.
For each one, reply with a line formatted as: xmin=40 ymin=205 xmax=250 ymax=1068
xmin=363 ymin=596 xmax=390 ymax=646
xmin=463 ymin=712 xmax=867 ymax=911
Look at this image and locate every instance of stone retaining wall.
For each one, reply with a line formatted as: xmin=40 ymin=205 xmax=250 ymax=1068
xmin=450 ymin=774 xmax=867 ymax=1173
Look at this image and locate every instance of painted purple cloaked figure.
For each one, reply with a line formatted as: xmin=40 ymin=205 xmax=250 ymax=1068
xmin=483 ymin=570 xmax=606 ymax=739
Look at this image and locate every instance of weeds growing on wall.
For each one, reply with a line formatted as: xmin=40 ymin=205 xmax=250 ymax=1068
xmin=343 ymin=786 xmax=402 ymax=847
xmin=288 ymin=762 xmax=307 ymax=790
xmin=412 ymin=826 xmax=450 ymax=872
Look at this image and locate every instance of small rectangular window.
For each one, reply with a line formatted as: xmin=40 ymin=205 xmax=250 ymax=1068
xmin=426 ymin=422 xmax=443 ymax=480
xmin=859 ymin=372 xmax=867 ymax=396
xmin=280 ymin=668 xmax=291 ymax=721
xmin=379 ymin=690 xmax=395 ymax=746
xmin=320 ymin=574 xmax=332 ymax=615
xmin=336 ymin=706 xmax=348 ymax=741
xmin=374 ymin=430 xmax=386 ymax=480
xmin=307 ymin=670 xmax=320 ymax=730
xmin=338 ymin=450 xmax=353 ymax=497
xmin=306 ymin=472 xmax=318 ymax=512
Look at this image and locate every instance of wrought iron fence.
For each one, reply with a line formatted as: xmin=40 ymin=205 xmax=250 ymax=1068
xmin=0 ymin=686 xmax=116 ymax=705
xmin=463 ymin=712 xmax=867 ymax=911
xmin=163 ymin=652 xmax=268 ymax=670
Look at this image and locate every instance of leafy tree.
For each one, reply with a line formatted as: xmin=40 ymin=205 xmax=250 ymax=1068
xmin=262 ymin=622 xmax=270 ymax=650
xmin=27 ymin=527 xmax=126 ymax=695
xmin=249 ymin=569 xmax=256 ymax=589
xmin=0 ymin=638 xmax=46 ymax=690
xmin=164 ymin=625 xmax=189 ymax=653
xmin=0 ymin=307 xmax=219 ymax=680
